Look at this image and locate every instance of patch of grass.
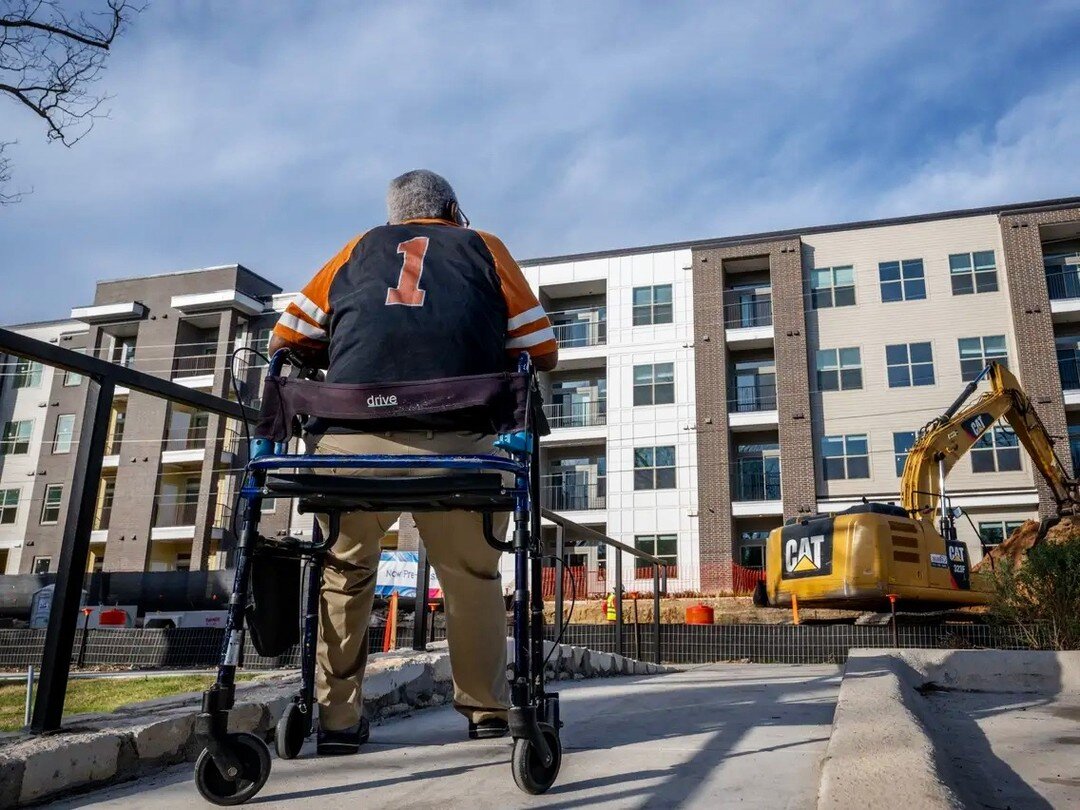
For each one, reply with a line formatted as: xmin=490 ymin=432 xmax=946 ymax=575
xmin=0 ymin=673 xmax=258 ymax=732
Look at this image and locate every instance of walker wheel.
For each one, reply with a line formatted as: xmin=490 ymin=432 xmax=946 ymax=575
xmin=275 ymin=702 xmax=308 ymax=760
xmin=194 ymin=733 xmax=271 ymax=806
xmin=511 ymin=723 xmax=562 ymax=795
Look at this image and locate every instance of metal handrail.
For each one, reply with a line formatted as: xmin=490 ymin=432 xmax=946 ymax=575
xmin=0 ymin=327 xmax=254 ymax=733
xmin=541 ymin=508 xmax=667 ymax=665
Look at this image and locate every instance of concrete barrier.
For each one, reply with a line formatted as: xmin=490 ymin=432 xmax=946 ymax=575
xmin=0 ymin=639 xmax=670 ymax=807
xmin=818 ymin=648 xmax=1080 ymax=810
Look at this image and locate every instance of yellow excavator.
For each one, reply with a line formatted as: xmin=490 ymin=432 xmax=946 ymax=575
xmin=763 ymin=362 xmax=1080 ymax=609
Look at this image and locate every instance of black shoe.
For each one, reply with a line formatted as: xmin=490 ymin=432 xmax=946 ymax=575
xmin=317 ymin=717 xmax=370 ymax=755
xmin=468 ymin=718 xmax=509 ymax=740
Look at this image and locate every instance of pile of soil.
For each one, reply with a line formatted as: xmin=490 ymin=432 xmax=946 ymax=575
xmin=972 ymin=517 xmax=1079 ymax=573
xmin=545 ymin=596 xmax=864 ymax=625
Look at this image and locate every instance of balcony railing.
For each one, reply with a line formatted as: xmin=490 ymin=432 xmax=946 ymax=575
xmin=1059 ymin=356 xmax=1080 ymax=391
xmin=728 ymin=381 xmax=777 ymax=413
xmin=541 ymin=473 xmax=606 ymax=511
xmin=723 ymin=291 xmax=773 ymax=329
xmin=152 ymin=497 xmax=200 ymax=527
xmin=545 ymin=398 xmax=607 ymax=429
xmin=172 ymin=346 xmax=217 ymax=377
xmin=105 ymin=431 xmax=124 ymax=456
xmin=164 ymin=424 xmax=209 ymax=452
xmin=93 ymin=503 xmax=112 ymax=531
xmin=550 ymin=307 xmax=606 ymax=349
xmin=1045 ymin=260 xmax=1080 ymax=301
xmin=732 ymin=459 xmax=781 ymax=501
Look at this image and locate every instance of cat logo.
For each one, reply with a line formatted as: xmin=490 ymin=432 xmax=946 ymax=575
xmin=785 ymin=535 xmax=825 ymax=573
xmin=961 ymin=412 xmax=993 ymax=440
xmin=780 ymin=518 xmax=834 ymax=580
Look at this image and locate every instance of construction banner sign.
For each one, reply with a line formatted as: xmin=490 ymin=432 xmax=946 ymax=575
xmin=780 ymin=518 xmax=833 ymax=579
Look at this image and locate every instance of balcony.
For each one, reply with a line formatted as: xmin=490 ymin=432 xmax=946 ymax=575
xmin=550 ymin=307 xmax=606 ymax=350
xmin=724 ymin=291 xmax=774 ymax=348
xmin=172 ymin=346 xmax=217 ymax=381
xmin=728 ymin=381 xmax=779 ymax=430
xmin=541 ymin=474 xmax=606 ymax=512
xmin=1046 ymin=260 xmax=1080 ymax=321
xmin=544 ymin=398 xmax=606 ymax=429
xmin=731 ymin=459 xmax=783 ymax=516
xmin=1061 ymin=354 xmax=1080 ymax=409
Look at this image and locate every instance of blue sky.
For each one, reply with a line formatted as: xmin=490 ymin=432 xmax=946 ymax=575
xmin=1 ymin=1 xmax=1078 ymax=323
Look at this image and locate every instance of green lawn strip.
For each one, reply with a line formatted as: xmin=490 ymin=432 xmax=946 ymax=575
xmin=0 ymin=673 xmax=258 ymax=732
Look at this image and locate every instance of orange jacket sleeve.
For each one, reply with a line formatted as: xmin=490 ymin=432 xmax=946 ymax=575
xmin=273 ymin=234 xmax=363 ymax=350
xmin=476 ymin=231 xmax=558 ymax=362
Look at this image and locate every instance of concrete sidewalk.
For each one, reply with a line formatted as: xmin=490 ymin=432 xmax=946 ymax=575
xmin=53 ymin=663 xmax=841 ymax=809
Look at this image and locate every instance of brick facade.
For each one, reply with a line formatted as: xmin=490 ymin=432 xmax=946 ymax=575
xmin=691 ymin=238 xmax=813 ymax=592
xmin=999 ymin=205 xmax=1080 ymax=515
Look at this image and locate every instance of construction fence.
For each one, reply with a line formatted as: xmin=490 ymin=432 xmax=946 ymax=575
xmin=0 ymin=622 xmax=1041 ymax=671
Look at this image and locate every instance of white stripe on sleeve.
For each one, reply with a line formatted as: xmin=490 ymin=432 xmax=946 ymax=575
xmin=507 ymin=304 xmax=547 ymax=332
xmin=278 ymin=312 xmax=328 ymax=342
xmin=505 ymin=325 xmax=556 ymax=350
xmin=293 ymin=293 xmax=330 ymax=325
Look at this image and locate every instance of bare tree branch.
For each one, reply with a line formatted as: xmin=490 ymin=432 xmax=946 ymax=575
xmin=0 ymin=0 xmax=142 ymax=201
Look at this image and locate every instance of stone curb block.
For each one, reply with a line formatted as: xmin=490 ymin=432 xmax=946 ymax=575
xmin=818 ymin=648 xmax=1080 ymax=810
xmin=0 ymin=641 xmax=672 ymax=807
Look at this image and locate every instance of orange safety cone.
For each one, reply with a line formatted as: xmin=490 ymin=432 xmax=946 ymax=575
xmin=382 ymin=592 xmax=399 ymax=652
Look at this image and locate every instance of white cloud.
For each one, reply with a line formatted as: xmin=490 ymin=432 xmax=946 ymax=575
xmin=0 ymin=1 xmax=1076 ymax=318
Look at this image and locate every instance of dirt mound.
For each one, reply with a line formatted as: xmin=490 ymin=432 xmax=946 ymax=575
xmin=972 ymin=517 xmax=1079 ymax=573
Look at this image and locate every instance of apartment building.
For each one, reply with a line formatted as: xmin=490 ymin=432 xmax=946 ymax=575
xmin=1 ymin=198 xmax=1078 ymax=595
xmin=528 ymin=197 xmax=1080 ymax=592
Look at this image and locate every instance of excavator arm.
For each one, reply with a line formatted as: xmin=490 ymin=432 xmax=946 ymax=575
xmin=900 ymin=362 xmax=1080 ymax=518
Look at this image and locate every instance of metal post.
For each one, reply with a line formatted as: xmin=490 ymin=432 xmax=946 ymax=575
xmin=76 ymin=608 xmax=92 ymax=669
xmin=633 ymin=597 xmax=641 ymax=660
xmin=23 ymin=666 xmax=34 ymax=728
xmin=553 ymin=525 xmax=565 ymax=631
xmin=653 ymin=563 xmax=662 ymax=665
xmin=413 ymin=539 xmax=430 ymax=651
xmin=614 ymin=549 xmax=623 ymax=657
xmin=32 ymin=378 xmax=113 ymax=733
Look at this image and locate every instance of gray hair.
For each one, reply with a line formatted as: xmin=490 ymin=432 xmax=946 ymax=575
xmin=386 ymin=170 xmax=459 ymax=224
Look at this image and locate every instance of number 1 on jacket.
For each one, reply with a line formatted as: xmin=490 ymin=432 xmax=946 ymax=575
xmin=386 ymin=236 xmax=429 ymax=307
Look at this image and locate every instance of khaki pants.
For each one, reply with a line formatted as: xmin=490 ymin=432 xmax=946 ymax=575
xmin=311 ymin=431 xmax=511 ymax=731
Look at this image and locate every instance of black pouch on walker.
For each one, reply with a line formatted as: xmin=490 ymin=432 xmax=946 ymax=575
xmin=245 ymin=552 xmax=302 ymax=657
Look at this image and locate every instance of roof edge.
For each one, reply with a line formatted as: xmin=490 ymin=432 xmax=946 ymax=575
xmin=521 ymin=195 xmax=1080 ymax=267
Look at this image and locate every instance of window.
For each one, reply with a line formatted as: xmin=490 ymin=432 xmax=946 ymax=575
xmin=810 ymin=266 xmax=855 ymax=309
xmin=63 ymin=349 xmax=85 ymax=386
xmin=950 ymin=251 xmax=998 ymax=295
xmin=633 ymin=446 xmax=676 ymax=490
xmin=633 ymin=363 xmax=674 ymax=406
xmin=739 ymin=544 xmax=765 ymax=569
xmin=40 ymin=484 xmax=63 ymax=525
xmin=879 ymin=259 xmax=926 ymax=302
xmin=886 ymin=342 xmax=935 ymax=387
xmin=893 ymin=431 xmax=916 ymax=477
xmin=32 ymin=557 xmax=51 ymax=574
xmin=816 ymin=347 xmax=862 ymax=391
xmin=0 ymin=420 xmax=32 ymax=455
xmin=261 ymin=498 xmax=277 ymax=514
xmin=979 ymin=521 xmax=1027 ymax=548
xmin=176 ymin=553 xmax=192 ymax=572
xmin=0 ymin=489 xmax=18 ymax=524
xmin=972 ymin=426 xmax=1021 ymax=473
xmin=632 ymin=285 xmax=673 ymax=326
xmin=12 ymin=358 xmax=42 ymax=389
xmin=959 ymin=336 xmax=1008 ymax=382
xmin=822 ymin=434 xmax=870 ymax=480
xmin=53 ymin=414 xmax=75 ymax=454
xmin=634 ymin=534 xmax=677 ymax=566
